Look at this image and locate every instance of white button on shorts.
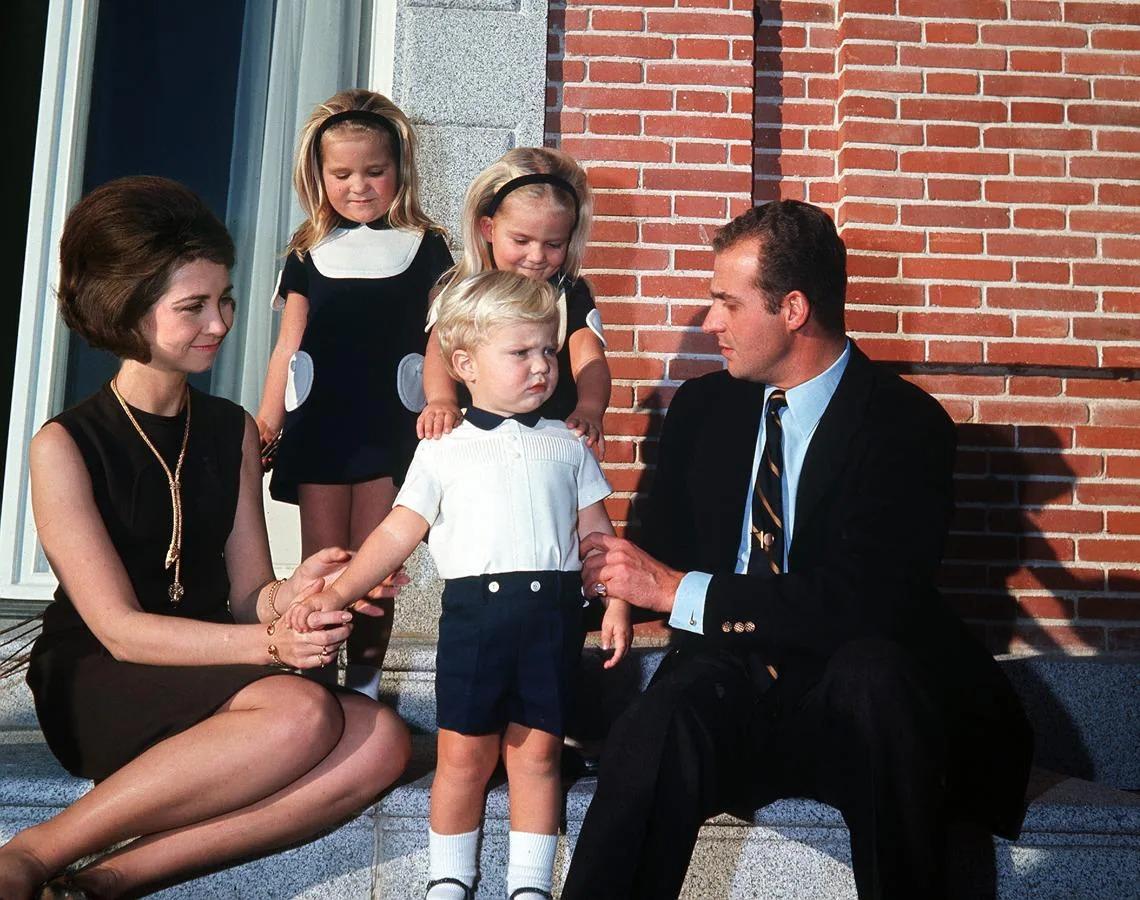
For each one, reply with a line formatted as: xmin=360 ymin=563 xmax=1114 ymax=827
xmin=488 ymin=581 xmax=500 ymax=593
xmin=530 ymin=581 xmax=541 ymax=592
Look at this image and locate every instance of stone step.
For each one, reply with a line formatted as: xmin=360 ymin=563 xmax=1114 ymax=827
xmin=3 ymin=730 xmax=1138 ymax=899
xmin=3 ymin=645 xmax=1138 ymax=786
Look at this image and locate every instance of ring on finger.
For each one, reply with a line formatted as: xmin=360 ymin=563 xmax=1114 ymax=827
xmin=594 ymin=582 xmax=607 ymax=597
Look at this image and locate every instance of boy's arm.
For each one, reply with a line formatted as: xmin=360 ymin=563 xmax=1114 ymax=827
xmin=579 ymin=500 xmax=632 ymax=667
xmin=328 ymin=506 xmax=430 ymax=604
xmin=292 ymin=507 xmax=430 ymax=632
xmin=578 ymin=498 xmax=615 ymax=544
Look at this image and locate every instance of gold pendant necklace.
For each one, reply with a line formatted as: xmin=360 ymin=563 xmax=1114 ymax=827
xmin=110 ymin=379 xmax=191 ymax=605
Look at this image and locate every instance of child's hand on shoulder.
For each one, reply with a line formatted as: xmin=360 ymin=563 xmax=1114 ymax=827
xmin=600 ymin=598 xmax=632 ymax=669
xmin=417 ymin=401 xmax=463 ymax=440
xmin=566 ymin=406 xmax=606 ymax=460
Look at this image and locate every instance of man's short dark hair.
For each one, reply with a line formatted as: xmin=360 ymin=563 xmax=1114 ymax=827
xmin=57 ymin=176 xmax=235 ymax=362
xmin=712 ymin=200 xmax=847 ymax=335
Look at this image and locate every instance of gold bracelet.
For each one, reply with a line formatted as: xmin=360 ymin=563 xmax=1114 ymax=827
xmin=267 ymin=616 xmax=288 ymax=668
xmin=266 ymin=578 xmax=288 ymax=619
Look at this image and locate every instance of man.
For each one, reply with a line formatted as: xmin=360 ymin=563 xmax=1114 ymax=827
xmin=563 ymin=201 xmax=1033 ymax=899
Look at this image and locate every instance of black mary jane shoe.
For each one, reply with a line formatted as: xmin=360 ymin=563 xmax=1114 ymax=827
xmin=425 ymin=876 xmax=473 ymax=899
xmin=36 ymin=875 xmax=101 ymax=900
xmin=508 ymin=889 xmax=554 ymax=900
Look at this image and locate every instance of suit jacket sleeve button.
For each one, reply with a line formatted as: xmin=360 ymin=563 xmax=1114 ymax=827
xmin=733 ymin=622 xmax=745 ymax=633
xmin=721 ymin=622 xmax=732 ymax=633
xmin=744 ymin=621 xmax=756 ymax=632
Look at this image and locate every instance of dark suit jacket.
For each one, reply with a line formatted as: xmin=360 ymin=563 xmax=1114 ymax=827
xmin=640 ymin=343 xmax=1033 ymax=839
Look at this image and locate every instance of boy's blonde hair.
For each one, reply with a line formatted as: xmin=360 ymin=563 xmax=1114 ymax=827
xmin=287 ymin=89 xmax=438 ymax=257
xmin=446 ymin=147 xmax=593 ymax=288
xmin=435 ymin=271 xmax=563 ymax=380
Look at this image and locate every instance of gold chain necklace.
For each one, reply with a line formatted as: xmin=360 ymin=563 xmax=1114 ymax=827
xmin=109 ymin=379 xmax=192 ymax=605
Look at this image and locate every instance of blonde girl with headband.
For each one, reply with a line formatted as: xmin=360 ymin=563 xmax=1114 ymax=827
xmin=257 ymin=89 xmax=453 ymax=697
xmin=417 ymin=148 xmax=612 ymax=457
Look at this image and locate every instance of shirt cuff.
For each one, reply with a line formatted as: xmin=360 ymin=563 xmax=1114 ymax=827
xmin=668 ymin=572 xmax=712 ymax=634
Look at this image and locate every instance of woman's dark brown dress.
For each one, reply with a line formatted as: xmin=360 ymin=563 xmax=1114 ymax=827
xmin=26 ymin=384 xmax=295 ymax=781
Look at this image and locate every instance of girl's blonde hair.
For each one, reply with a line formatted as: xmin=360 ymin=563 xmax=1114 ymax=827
xmin=287 ymin=89 xmax=437 ymax=257
xmin=448 ymin=147 xmax=593 ymax=287
xmin=435 ymin=271 xmax=561 ymax=380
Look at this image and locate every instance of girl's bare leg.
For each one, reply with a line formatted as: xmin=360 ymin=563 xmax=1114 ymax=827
xmin=71 ymin=694 xmax=410 ymax=897
xmin=346 ymin=476 xmax=398 ymax=667
xmin=502 ymin=724 xmax=563 ymax=834
xmin=429 ymin=730 xmax=501 ymax=834
xmin=0 ymin=676 xmax=342 ymax=899
xmin=298 ymin=483 xmax=353 ymax=685
xmin=298 ymin=483 xmax=352 ymax=557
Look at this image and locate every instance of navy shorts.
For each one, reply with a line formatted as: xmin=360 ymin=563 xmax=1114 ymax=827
xmin=435 ymin=571 xmax=585 ymax=737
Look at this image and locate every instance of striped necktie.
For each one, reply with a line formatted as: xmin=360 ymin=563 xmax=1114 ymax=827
xmin=749 ymin=389 xmax=788 ymax=575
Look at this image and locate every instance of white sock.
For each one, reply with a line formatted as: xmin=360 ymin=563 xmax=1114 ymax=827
xmin=427 ymin=826 xmax=479 ymax=899
xmin=506 ymin=831 xmax=557 ymax=897
xmin=343 ymin=663 xmax=381 ymax=701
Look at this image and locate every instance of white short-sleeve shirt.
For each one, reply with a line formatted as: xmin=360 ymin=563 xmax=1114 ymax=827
xmin=394 ymin=415 xmax=611 ymax=579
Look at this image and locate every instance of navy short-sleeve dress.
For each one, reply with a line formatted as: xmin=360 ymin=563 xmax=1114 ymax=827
xmin=544 ymin=276 xmax=606 ymax=420
xmin=270 ymin=221 xmax=453 ymax=504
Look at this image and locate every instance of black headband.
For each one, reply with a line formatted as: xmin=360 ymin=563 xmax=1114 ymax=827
xmin=485 ymin=173 xmax=580 ymax=227
xmin=315 ymin=110 xmax=402 ymax=162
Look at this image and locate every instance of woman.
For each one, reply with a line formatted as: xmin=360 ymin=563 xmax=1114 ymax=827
xmin=0 ymin=176 xmax=410 ymax=899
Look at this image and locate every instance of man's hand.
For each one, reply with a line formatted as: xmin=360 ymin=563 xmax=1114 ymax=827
xmin=580 ymin=532 xmax=683 ymax=615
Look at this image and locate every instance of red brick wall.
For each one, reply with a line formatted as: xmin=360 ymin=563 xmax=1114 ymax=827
xmin=548 ymin=0 xmax=1140 ymax=655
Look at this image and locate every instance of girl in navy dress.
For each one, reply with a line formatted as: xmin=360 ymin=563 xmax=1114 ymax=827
xmin=257 ymin=90 xmax=452 ymax=697
xmin=417 ymin=148 xmax=611 ymax=457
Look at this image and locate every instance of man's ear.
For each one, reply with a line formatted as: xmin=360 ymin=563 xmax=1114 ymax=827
xmin=452 ymin=348 xmax=476 ymax=383
xmin=783 ymin=290 xmax=811 ymax=332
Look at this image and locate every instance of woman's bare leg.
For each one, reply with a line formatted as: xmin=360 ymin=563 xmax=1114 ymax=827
xmin=346 ymin=477 xmax=398 ymax=668
xmin=0 ymin=676 xmax=342 ymax=898
xmin=71 ymin=694 xmax=410 ymax=897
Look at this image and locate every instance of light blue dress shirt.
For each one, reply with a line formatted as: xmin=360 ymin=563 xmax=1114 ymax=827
xmin=669 ymin=342 xmax=851 ymax=634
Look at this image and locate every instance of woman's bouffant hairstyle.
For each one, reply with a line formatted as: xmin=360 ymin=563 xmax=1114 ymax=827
xmin=712 ymin=200 xmax=847 ymax=336
xmin=287 ymin=89 xmax=437 ymax=257
xmin=57 ymin=176 xmax=235 ymax=362
xmin=447 ymin=147 xmax=593 ymax=288
xmin=434 ymin=271 xmax=561 ymax=380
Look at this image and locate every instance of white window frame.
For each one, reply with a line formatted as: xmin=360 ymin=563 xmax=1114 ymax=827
xmin=0 ymin=0 xmax=399 ymax=601
xmin=0 ymin=0 xmax=100 ymax=601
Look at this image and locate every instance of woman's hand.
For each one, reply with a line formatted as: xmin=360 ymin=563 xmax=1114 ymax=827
xmin=417 ymin=400 xmax=463 ymax=440
xmin=273 ymin=607 xmax=353 ymax=668
xmin=277 ymin=547 xmax=353 ymax=611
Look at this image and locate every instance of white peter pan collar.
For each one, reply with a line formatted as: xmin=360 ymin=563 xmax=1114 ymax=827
xmin=309 ymin=225 xmax=424 ymax=279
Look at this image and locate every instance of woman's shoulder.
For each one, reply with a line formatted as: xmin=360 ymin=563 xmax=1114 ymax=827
xmin=188 ymin=387 xmax=247 ymax=436
xmin=47 ymin=385 xmax=116 ymax=439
